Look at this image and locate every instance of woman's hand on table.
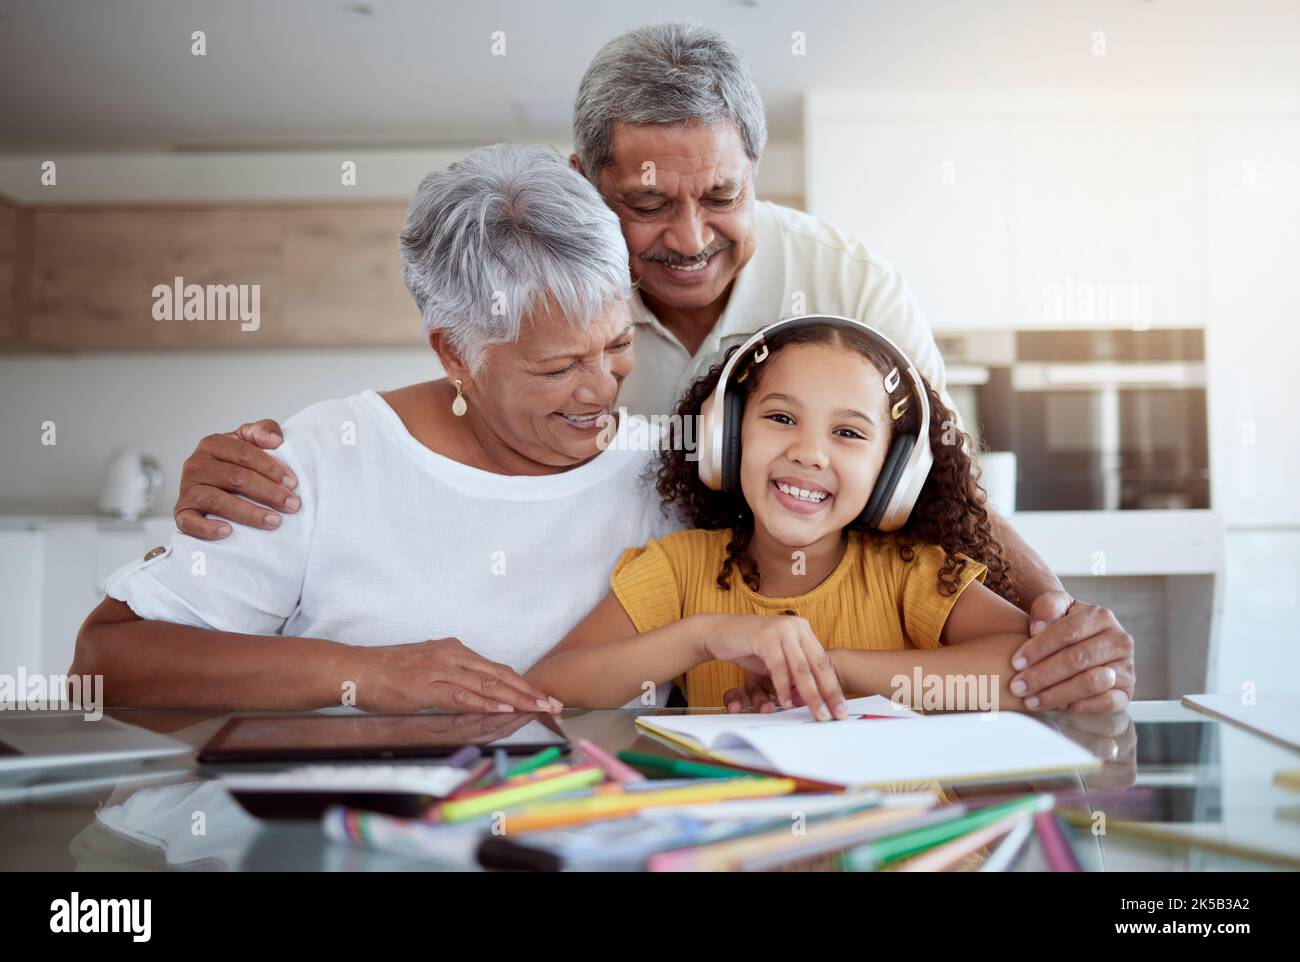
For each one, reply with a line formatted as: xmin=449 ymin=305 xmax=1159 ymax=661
xmin=174 ymin=418 xmax=298 ymax=540
xmin=699 ymin=614 xmax=848 ymax=721
xmin=347 ymin=637 xmax=563 ymax=714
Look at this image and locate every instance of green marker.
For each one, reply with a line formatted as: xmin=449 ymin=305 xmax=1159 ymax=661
xmin=839 ymin=794 xmax=1050 ymax=871
xmin=617 ymin=750 xmax=759 ymax=781
xmin=504 ymin=746 xmax=562 ymax=779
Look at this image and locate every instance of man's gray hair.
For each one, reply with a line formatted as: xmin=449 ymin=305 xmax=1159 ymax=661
xmin=400 ymin=143 xmax=631 ymax=373
xmin=573 ymin=22 xmax=767 ymax=181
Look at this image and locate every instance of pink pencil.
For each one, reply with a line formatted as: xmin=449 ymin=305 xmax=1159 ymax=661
xmin=576 ymin=738 xmax=645 ymax=785
xmin=1035 ymin=810 xmax=1083 ymax=872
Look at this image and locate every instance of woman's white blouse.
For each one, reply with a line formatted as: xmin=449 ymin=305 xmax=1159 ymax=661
xmin=105 ymin=390 xmax=678 ymax=676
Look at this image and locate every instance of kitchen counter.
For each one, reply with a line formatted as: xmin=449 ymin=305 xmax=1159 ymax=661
xmin=1008 ymin=509 xmax=1223 ymax=576
xmin=0 ymin=500 xmax=171 ymax=531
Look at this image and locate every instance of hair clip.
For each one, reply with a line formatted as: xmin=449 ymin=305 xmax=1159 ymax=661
xmin=891 ymin=397 xmax=909 ymax=421
xmin=736 ymin=341 xmax=769 ymax=384
xmin=884 ymin=366 xmax=901 ymax=393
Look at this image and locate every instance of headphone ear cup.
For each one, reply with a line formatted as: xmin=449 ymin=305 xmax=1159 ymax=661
xmin=720 ymin=388 xmax=746 ymax=492
xmin=863 ymin=433 xmax=916 ymax=528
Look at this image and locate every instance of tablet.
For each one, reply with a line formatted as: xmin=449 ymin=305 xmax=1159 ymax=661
xmin=198 ymin=712 xmax=568 ymax=764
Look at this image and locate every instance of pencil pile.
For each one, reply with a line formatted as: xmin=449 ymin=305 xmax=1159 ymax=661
xmin=321 ymin=740 xmax=1093 ymax=871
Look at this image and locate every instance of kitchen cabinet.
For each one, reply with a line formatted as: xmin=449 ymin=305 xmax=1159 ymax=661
xmin=806 ymin=95 xmax=1208 ymax=331
xmin=1199 ymin=120 xmax=1300 ymax=529
xmin=12 ymin=202 xmax=420 ymax=350
xmin=0 ymin=530 xmax=44 ymax=676
xmin=281 ymin=207 xmax=418 ymax=346
xmin=807 ymin=120 xmax=1013 ymax=331
xmin=0 ymin=520 xmax=165 ymax=679
xmin=26 ymin=207 xmax=285 ymax=349
xmin=1006 ymin=120 xmax=1205 ymax=329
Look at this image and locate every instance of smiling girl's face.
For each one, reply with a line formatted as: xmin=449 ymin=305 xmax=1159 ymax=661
xmin=738 ymin=341 xmax=894 ymax=550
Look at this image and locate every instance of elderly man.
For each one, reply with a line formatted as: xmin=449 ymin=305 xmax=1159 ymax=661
xmin=565 ymin=23 xmax=1134 ymax=716
xmin=173 ymin=23 xmax=1134 ymax=715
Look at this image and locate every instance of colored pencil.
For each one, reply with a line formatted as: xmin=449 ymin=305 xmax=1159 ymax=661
xmin=1035 ymin=810 xmax=1083 ymax=871
xmin=436 ymin=767 xmax=605 ymax=824
xmin=504 ymin=746 xmax=561 ymax=778
xmin=898 ymin=804 xmax=1044 ymax=872
xmin=499 ymin=777 xmax=797 ymax=834
xmin=576 ymin=738 xmax=645 ymax=784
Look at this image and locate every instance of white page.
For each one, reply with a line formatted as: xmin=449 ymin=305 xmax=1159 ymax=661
xmin=712 ymin=712 xmax=1098 ymax=786
xmin=640 ymin=695 xmax=919 ymax=751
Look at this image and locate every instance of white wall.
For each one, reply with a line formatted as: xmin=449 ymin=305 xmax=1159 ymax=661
xmin=0 ymin=350 xmax=438 ymax=512
xmin=0 ymin=142 xmax=805 ymax=204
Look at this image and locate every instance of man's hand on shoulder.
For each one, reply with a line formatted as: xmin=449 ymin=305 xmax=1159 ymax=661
xmin=174 ymin=419 xmax=300 ymax=540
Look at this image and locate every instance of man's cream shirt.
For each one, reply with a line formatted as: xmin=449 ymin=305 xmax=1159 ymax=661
xmin=618 ymin=200 xmax=954 ymax=421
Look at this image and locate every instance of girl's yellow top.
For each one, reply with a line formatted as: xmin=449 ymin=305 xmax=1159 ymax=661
xmin=611 ymin=528 xmax=987 ymax=708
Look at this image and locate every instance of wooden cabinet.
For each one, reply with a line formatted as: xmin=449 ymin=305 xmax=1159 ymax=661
xmin=27 ymin=207 xmax=285 ymax=349
xmin=0 ymin=198 xmax=18 ymax=346
xmin=11 ymin=201 xmax=422 ymax=350
xmin=281 ymin=206 xmax=419 ymax=346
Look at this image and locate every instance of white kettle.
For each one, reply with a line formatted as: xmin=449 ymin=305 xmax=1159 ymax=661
xmin=99 ymin=450 xmax=164 ymax=521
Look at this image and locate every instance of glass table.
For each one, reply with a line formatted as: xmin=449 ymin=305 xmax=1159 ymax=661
xmin=1 ymin=701 xmax=1296 ymax=871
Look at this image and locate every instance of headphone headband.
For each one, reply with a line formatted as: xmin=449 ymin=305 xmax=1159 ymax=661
xmin=696 ymin=315 xmax=934 ymax=531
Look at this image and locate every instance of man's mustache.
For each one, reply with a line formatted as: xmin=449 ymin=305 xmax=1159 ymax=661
xmin=640 ymin=239 xmax=732 ymax=268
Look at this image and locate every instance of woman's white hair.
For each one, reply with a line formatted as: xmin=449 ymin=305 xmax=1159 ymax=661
xmin=400 ymin=143 xmax=631 ymax=373
xmin=573 ymin=22 xmax=767 ymax=181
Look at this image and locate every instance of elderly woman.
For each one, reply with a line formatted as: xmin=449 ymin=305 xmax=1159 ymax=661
xmin=71 ymin=143 xmax=676 ymax=713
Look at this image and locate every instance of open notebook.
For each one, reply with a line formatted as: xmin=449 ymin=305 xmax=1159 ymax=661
xmin=637 ymin=696 xmax=1099 ymax=787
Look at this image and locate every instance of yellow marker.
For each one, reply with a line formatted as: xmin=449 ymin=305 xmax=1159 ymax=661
xmin=505 ymin=763 xmax=569 ymax=783
xmin=504 ymin=777 xmax=797 ymax=834
xmin=438 ymin=767 xmax=604 ymax=824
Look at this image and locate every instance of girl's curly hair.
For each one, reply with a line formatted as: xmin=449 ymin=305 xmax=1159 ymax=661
xmin=651 ymin=322 xmax=1016 ymax=603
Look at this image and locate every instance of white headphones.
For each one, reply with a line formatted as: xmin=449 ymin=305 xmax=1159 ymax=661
xmin=696 ymin=315 xmax=934 ymax=532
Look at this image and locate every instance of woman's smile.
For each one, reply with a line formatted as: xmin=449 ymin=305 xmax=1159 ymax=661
xmin=555 ymin=407 xmax=610 ymax=433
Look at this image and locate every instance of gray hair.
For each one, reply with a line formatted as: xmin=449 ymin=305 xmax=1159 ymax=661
xmin=400 ymin=143 xmax=631 ymax=373
xmin=573 ymin=22 xmax=767 ymax=181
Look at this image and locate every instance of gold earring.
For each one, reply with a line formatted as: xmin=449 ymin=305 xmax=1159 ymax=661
xmin=452 ymin=378 xmax=468 ymax=417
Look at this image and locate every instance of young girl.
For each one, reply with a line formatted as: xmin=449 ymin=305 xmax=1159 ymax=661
xmin=526 ymin=319 xmax=1031 ymax=719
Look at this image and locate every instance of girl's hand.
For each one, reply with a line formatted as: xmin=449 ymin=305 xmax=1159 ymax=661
xmin=699 ymin=614 xmax=848 ymax=720
xmin=724 ymin=671 xmax=780 ymax=713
